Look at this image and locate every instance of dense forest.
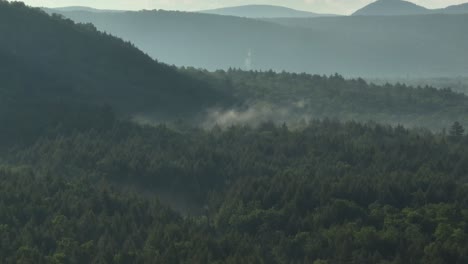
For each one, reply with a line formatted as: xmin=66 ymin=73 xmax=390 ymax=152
xmin=2 ymin=115 xmax=468 ymax=263
xmin=369 ymin=77 xmax=468 ymax=95
xmin=1 ymin=1 xmax=468 ymax=263
xmin=185 ymin=68 xmax=468 ymax=130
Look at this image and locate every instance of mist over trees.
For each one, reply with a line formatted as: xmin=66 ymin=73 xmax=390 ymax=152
xmin=184 ymin=69 xmax=468 ymax=130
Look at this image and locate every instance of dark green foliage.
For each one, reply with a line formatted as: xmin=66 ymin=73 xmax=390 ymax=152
xmin=0 ymin=167 xmax=202 ymax=264
xmin=450 ymin=122 xmax=465 ymax=138
xmin=186 ymin=68 xmax=468 ymax=130
xmin=2 ymin=117 xmax=468 ymax=263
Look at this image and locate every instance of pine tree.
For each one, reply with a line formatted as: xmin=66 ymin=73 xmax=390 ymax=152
xmin=449 ymin=121 xmax=464 ymax=138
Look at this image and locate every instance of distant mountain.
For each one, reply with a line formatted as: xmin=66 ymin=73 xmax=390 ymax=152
xmin=48 ymin=9 xmax=468 ymax=77
xmin=200 ymin=5 xmax=335 ymax=18
xmin=353 ymin=0 xmax=429 ymax=16
xmin=353 ymin=0 xmax=468 ymax=16
xmin=47 ymin=6 xmax=123 ymax=13
xmin=442 ymin=3 xmax=468 ymax=14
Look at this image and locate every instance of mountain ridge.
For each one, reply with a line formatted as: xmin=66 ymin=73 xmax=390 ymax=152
xmin=46 ymin=8 xmax=468 ymax=77
xmin=43 ymin=2 xmax=468 ymax=18
xmin=199 ymin=4 xmax=337 ymax=18
xmin=45 ymin=6 xmax=123 ymax=13
xmin=443 ymin=2 xmax=468 ymax=14
xmin=352 ymin=0 xmax=429 ymax=16
xmin=353 ymin=0 xmax=468 ymax=16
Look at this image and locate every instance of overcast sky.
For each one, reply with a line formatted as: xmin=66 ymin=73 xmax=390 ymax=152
xmin=13 ymin=0 xmax=468 ymax=15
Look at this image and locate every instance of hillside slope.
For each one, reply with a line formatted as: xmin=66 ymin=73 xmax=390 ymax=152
xmin=0 ymin=2 xmax=227 ymax=116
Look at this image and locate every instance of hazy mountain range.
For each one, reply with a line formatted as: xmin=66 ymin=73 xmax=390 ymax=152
xmin=353 ymin=0 xmax=468 ymax=16
xmin=45 ymin=8 xmax=468 ymax=77
xmin=47 ymin=1 xmax=468 ymax=18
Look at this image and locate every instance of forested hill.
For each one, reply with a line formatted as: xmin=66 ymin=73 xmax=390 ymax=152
xmin=0 ymin=1 xmax=227 ymax=116
xmin=4 ymin=1 xmax=468 ymax=143
xmin=185 ymin=69 xmax=468 ymax=131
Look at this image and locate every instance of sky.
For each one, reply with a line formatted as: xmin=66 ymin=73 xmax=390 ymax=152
xmin=12 ymin=0 xmax=468 ymax=15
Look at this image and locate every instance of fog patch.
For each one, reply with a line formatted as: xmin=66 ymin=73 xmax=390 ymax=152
xmin=202 ymin=101 xmax=314 ymax=128
xmin=131 ymin=100 xmax=318 ymax=129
